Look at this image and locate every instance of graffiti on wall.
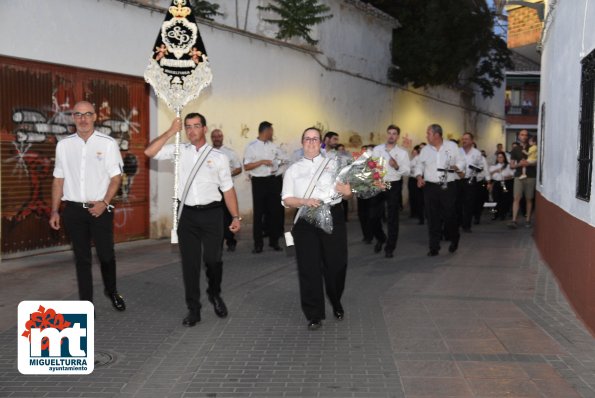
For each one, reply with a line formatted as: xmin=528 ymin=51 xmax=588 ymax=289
xmin=1 ymin=59 xmax=149 ymax=254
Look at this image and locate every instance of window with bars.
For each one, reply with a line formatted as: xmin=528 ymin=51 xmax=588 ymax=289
xmin=577 ymin=49 xmax=595 ymax=201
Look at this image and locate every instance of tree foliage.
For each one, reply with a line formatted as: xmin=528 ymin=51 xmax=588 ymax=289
xmin=258 ymin=0 xmax=333 ymax=45
xmin=190 ymin=0 xmax=222 ymax=21
xmin=367 ymin=0 xmax=513 ymax=97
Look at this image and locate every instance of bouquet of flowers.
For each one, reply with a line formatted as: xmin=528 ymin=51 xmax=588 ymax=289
xmin=337 ymin=152 xmax=391 ymax=199
xmin=298 ymin=152 xmax=390 ymax=234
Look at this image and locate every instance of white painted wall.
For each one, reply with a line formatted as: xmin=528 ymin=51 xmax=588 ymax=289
xmin=0 ymin=0 xmax=506 ymax=237
xmin=539 ymin=0 xmax=595 ymax=226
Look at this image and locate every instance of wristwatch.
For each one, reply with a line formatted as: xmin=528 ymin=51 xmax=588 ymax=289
xmin=232 ymin=215 xmax=242 ymax=221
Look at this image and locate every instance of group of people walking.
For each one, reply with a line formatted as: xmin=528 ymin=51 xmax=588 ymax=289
xmin=49 ymin=102 xmax=537 ymax=331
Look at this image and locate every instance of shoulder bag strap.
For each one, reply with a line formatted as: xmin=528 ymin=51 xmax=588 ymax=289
xmin=293 ymin=157 xmax=332 ymax=224
xmin=177 ymin=145 xmax=214 ymax=224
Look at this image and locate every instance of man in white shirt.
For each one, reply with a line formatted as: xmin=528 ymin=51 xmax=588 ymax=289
xmin=458 ymin=133 xmax=490 ymax=232
xmin=415 ymin=124 xmax=466 ymax=256
xmin=370 ymin=125 xmax=411 ymax=258
xmin=211 ymin=129 xmax=242 ymax=252
xmin=243 ymin=121 xmax=288 ymax=253
xmin=145 ymin=113 xmax=241 ymax=327
xmin=49 ymin=101 xmax=126 ymax=311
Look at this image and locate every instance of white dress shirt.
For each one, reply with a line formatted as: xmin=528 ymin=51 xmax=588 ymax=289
xmin=281 ymin=154 xmax=342 ymax=207
xmin=371 ymin=144 xmax=411 ymax=181
xmin=488 ymin=163 xmax=514 ymax=181
xmin=217 ymin=145 xmax=242 ymax=174
xmin=414 ymin=140 xmax=466 ymax=183
xmin=153 ymin=143 xmax=233 ymax=206
xmin=53 ymin=131 xmax=123 ymax=202
xmin=243 ymin=139 xmax=289 ymax=177
xmin=461 ymin=147 xmax=490 ymax=181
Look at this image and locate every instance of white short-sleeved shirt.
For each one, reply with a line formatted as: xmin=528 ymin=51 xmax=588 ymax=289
xmin=461 ymin=147 xmax=491 ymax=181
xmin=414 ymin=140 xmax=466 ymax=183
xmin=53 ymin=131 xmax=123 ymax=202
xmin=372 ymin=144 xmax=411 ymax=182
xmin=218 ymin=145 xmax=242 ymax=174
xmin=281 ymin=155 xmax=341 ymax=207
xmin=489 ymin=163 xmax=514 ymax=181
xmin=153 ymin=143 xmax=233 ymax=206
xmin=243 ymin=139 xmax=288 ymax=177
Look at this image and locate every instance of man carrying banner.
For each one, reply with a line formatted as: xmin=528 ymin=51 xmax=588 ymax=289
xmin=145 ymin=113 xmax=241 ymax=327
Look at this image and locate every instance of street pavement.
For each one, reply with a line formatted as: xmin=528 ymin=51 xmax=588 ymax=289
xmin=1 ymin=215 xmax=595 ymax=398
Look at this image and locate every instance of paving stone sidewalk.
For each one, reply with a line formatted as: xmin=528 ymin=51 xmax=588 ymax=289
xmin=1 ymin=217 xmax=594 ymax=397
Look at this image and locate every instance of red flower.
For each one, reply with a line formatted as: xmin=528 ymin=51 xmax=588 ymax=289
xmin=367 ymin=160 xmax=377 ymax=169
xmin=373 ymin=172 xmax=381 ymax=180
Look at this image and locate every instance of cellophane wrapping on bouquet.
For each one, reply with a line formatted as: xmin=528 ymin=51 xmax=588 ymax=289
xmin=336 ymin=152 xmax=391 ymax=199
xmin=298 ymin=152 xmax=390 ymax=234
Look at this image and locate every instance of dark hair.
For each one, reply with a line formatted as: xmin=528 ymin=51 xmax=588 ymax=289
xmin=337 ymin=144 xmax=345 ymax=150
xmin=184 ymin=112 xmax=206 ymax=126
xmin=301 ymin=126 xmax=322 ymax=142
xmin=258 ymin=121 xmax=273 ymax=133
xmin=413 ymin=144 xmax=421 ymax=151
xmin=463 ymin=132 xmax=474 ymax=140
xmin=428 ymin=124 xmax=443 ymax=136
xmin=387 ymin=124 xmax=400 ymax=134
xmin=324 ymin=131 xmax=338 ymax=140
xmin=495 ymin=151 xmax=508 ymax=166
xmin=450 ymin=138 xmax=459 ymax=145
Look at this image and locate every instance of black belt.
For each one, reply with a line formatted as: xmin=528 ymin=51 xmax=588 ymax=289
xmin=426 ymin=181 xmax=456 ymax=186
xmin=251 ymin=175 xmax=279 ymax=179
xmin=183 ymin=202 xmax=222 ymax=210
xmin=66 ymin=201 xmax=95 ymax=208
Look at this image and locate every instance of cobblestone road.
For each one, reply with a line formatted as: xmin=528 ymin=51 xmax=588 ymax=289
xmin=1 ymin=217 xmax=594 ymax=397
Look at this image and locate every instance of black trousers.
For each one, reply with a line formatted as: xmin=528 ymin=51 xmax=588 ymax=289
xmin=357 ymin=197 xmax=373 ymax=241
xmin=293 ymin=206 xmax=347 ymax=321
xmin=178 ymin=205 xmax=224 ymax=314
xmin=424 ymin=182 xmax=459 ymax=252
xmin=459 ymin=179 xmax=479 ymax=230
xmin=221 ymin=200 xmax=236 ymax=246
xmin=493 ymin=180 xmax=513 ymax=220
xmin=251 ymin=176 xmax=283 ymax=247
xmin=408 ymin=177 xmax=425 ymax=223
xmin=62 ymin=203 xmax=117 ymax=302
xmin=370 ymin=180 xmax=402 ymax=253
xmin=474 ymin=181 xmax=489 ymax=222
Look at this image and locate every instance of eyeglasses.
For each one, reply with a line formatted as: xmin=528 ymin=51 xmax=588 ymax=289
xmin=303 ymin=137 xmax=320 ymax=143
xmin=73 ymin=112 xmax=95 ymax=119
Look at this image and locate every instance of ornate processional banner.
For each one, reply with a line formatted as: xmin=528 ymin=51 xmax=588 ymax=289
xmin=144 ymin=0 xmax=213 ymax=111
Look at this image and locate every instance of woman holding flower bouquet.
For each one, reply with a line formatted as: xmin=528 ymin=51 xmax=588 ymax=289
xmin=281 ymin=127 xmax=353 ymax=331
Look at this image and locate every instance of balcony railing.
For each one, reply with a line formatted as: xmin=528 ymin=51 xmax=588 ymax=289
xmin=505 ymin=105 xmax=538 ymax=116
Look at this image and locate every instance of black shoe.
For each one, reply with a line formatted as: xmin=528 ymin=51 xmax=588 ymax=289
xmin=474 ymin=219 xmax=480 ymax=225
xmin=307 ymin=319 xmax=322 ymax=330
xmin=182 ymin=311 xmax=201 ymax=327
xmin=252 ymin=245 xmax=263 ymax=254
xmin=374 ymin=241 xmax=384 ymax=253
xmin=208 ymin=295 xmax=228 ymax=318
xmin=104 ymin=291 xmax=126 ymax=311
xmin=427 ymin=249 xmax=439 ymax=257
xmin=448 ymin=242 xmax=458 ymax=253
xmin=385 ymin=251 xmax=394 ymax=258
xmin=417 ymin=220 xmax=425 ymax=225
xmin=269 ymin=244 xmax=282 ymax=252
xmin=333 ymin=305 xmax=344 ymax=321
xmin=227 ymin=240 xmax=237 ymax=252
xmin=462 ymin=227 xmax=472 ymax=233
